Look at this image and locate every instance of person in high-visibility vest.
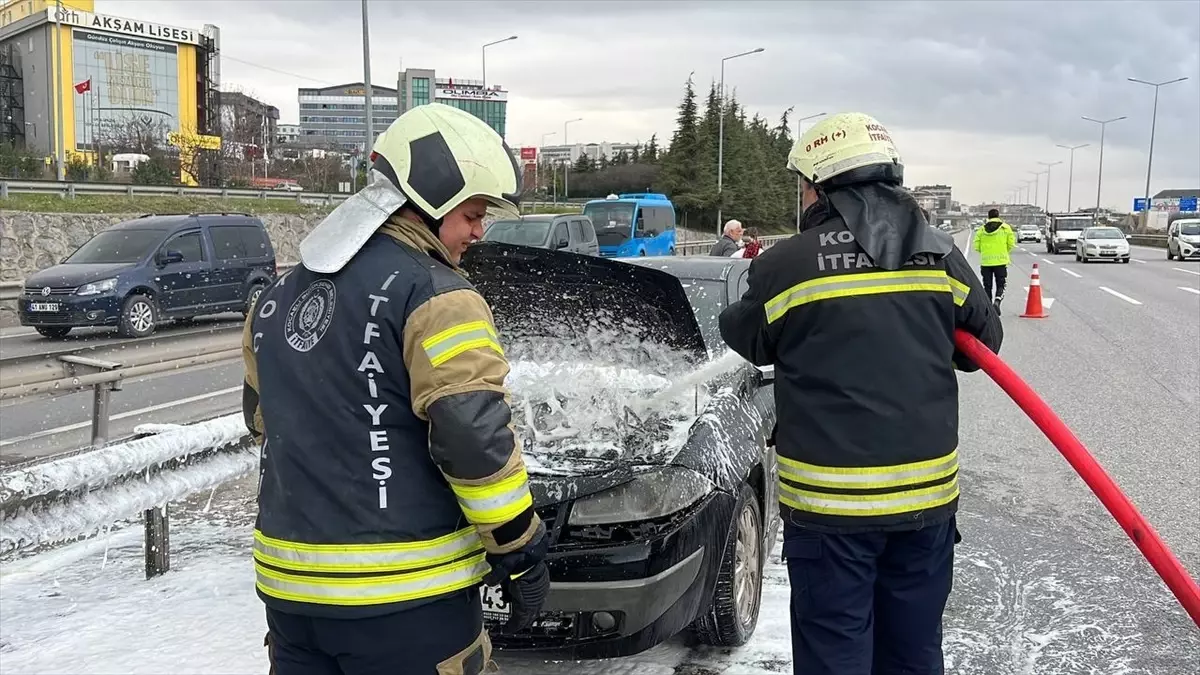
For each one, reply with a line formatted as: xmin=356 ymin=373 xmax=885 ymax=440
xmin=719 ymin=112 xmax=1003 ymax=675
xmin=973 ymin=208 xmax=1017 ymax=313
xmin=243 ymin=103 xmax=548 ymax=675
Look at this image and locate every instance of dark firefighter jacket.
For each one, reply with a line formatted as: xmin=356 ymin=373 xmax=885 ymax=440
xmin=242 ymin=215 xmax=541 ymax=619
xmin=718 ymin=195 xmax=1003 ymax=534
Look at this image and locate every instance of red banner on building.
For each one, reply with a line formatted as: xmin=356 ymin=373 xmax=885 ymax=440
xmin=519 ymin=147 xmax=537 ymax=161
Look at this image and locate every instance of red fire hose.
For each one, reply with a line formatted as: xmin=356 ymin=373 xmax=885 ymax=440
xmin=954 ymin=330 xmax=1200 ymax=628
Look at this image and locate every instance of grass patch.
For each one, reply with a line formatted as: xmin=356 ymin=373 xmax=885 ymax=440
xmin=0 ymin=193 xmax=336 ymax=216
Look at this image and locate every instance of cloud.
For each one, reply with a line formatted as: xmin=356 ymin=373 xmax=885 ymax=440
xmin=103 ymin=0 xmax=1199 ymax=207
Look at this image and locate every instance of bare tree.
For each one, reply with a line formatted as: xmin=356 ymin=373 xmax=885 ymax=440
xmin=97 ymin=114 xmax=170 ymax=156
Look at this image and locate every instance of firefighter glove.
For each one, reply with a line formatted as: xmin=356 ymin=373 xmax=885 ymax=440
xmin=499 ymin=560 xmax=550 ymax=632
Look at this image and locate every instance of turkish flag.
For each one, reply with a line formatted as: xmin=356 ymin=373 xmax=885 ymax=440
xmin=74 ymin=78 xmax=91 ymax=94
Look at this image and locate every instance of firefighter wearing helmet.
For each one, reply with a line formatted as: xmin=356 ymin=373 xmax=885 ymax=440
xmin=718 ymin=112 xmax=1003 ymax=674
xmin=243 ymin=103 xmax=548 ymax=674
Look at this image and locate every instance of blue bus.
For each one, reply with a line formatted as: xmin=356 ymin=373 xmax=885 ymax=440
xmin=582 ymin=193 xmax=677 ymax=257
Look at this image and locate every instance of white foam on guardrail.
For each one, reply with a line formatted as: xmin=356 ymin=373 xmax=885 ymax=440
xmin=0 ymin=414 xmax=247 ymax=503
xmin=0 ymin=450 xmax=257 ymax=555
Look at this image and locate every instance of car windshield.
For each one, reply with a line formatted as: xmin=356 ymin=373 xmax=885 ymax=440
xmin=64 ymin=228 xmax=166 ymax=264
xmin=482 ymin=220 xmax=550 ymax=246
xmin=585 ymin=202 xmax=635 ymax=246
xmin=1086 ymin=228 xmax=1124 ymax=239
xmin=679 ymin=277 xmax=725 ymax=353
xmin=1020 ymin=226 xmax=1037 ymax=231
xmin=1055 ymin=219 xmax=1091 ymax=230
xmin=1179 ymin=223 xmax=1200 ymax=235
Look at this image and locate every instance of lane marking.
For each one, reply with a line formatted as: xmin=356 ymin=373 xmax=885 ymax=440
xmin=1172 ymin=267 xmax=1200 ymax=277
xmin=1040 ymin=258 xmax=1057 ymax=265
xmin=0 ymin=329 xmax=36 ymax=341
xmin=1098 ymin=286 xmax=1142 ymax=306
xmin=1062 ymin=268 xmax=1083 ymax=278
xmin=1178 ymin=287 xmax=1200 ymax=296
xmin=1132 ymin=259 xmax=1147 ymax=264
xmin=1021 ymin=287 xmax=1055 ymax=308
xmin=0 ymin=386 xmax=242 ymax=448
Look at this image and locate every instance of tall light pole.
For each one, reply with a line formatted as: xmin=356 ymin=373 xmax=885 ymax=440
xmin=1037 ymin=160 xmax=1062 ymax=213
xmin=716 ymin=47 xmax=765 ymax=233
xmin=52 ymin=0 xmax=65 ymax=181
xmin=794 ymin=111 xmax=826 ymax=231
xmin=361 ymin=0 xmax=374 ymax=155
xmin=1082 ymin=115 xmax=1126 ymax=213
xmin=536 ymin=131 xmax=555 ymax=201
xmin=482 ymin=35 xmax=518 ymax=92
xmin=1055 ymin=143 xmax=1089 ymax=212
xmin=1025 ymin=179 xmax=1037 ymax=207
xmin=562 ymin=117 xmax=582 ymax=200
xmin=1028 ymin=170 xmax=1047 ymax=211
xmin=1128 ymin=76 xmax=1188 ymax=228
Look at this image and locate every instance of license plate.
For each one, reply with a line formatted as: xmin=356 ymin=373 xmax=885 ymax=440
xmin=29 ymin=302 xmax=60 ymax=312
xmin=1101 ymin=251 xmax=1116 ymax=256
xmin=480 ymin=584 xmax=511 ymax=623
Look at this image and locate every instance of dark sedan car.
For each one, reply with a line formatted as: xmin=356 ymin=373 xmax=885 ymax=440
xmin=461 ymin=243 xmax=780 ymax=660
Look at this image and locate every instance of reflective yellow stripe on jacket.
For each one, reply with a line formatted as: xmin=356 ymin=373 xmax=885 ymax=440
xmin=449 ymin=467 xmax=535 ymax=525
xmin=422 ymin=320 xmax=503 ymax=367
xmin=777 ymin=449 xmax=960 ymax=517
xmin=765 ymin=270 xmax=965 ymax=324
xmin=253 ymin=526 xmax=489 ymax=607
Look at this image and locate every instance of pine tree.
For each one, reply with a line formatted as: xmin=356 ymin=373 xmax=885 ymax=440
xmin=573 ymin=154 xmax=593 ymax=173
xmin=644 ymin=134 xmax=659 ymax=163
xmin=630 ymin=144 xmax=641 ymax=163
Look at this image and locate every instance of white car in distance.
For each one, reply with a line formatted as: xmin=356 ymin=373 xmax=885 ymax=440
xmin=1076 ymin=227 xmax=1131 ymax=264
xmin=1017 ymin=225 xmax=1042 ymax=243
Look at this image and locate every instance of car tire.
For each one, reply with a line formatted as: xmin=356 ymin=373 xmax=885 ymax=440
xmin=1075 ymin=252 xmax=1081 ymax=262
xmin=118 ymin=294 xmax=157 ymax=338
xmin=1168 ymin=249 xmax=1174 ymax=260
xmin=693 ymin=482 xmax=763 ymax=648
xmin=1121 ymin=258 xmax=1130 ymax=264
xmin=244 ymin=282 xmax=267 ymax=317
xmin=35 ymin=326 xmax=71 ymax=339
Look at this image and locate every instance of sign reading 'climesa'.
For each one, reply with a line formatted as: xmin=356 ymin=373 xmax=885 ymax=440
xmin=48 ymin=7 xmax=201 ymax=46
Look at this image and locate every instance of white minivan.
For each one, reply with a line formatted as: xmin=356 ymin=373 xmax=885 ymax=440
xmin=1167 ymin=218 xmax=1200 ymax=261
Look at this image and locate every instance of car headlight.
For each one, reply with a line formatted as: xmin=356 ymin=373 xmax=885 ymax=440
xmin=76 ymin=278 xmax=117 ymax=296
xmin=568 ymin=466 xmax=714 ymax=526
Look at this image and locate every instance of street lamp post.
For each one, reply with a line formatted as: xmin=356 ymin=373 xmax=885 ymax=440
xmin=1037 ymin=160 xmax=1062 ymax=213
xmin=716 ymin=47 xmax=765 ymax=234
xmin=1082 ymin=115 xmax=1127 ymax=213
xmin=794 ymin=112 xmax=826 ymax=231
xmin=1055 ymin=143 xmax=1089 ymax=212
xmin=1128 ymin=76 xmax=1188 ymax=228
xmin=482 ymin=35 xmax=518 ymax=92
xmin=536 ymin=131 xmax=555 ymax=202
xmin=361 ymin=0 xmax=374 ymax=156
xmin=52 ymin=0 xmax=65 ymax=181
xmin=1028 ymin=170 xmax=1046 ymax=211
xmin=562 ymin=118 xmax=582 ymax=200
xmin=1025 ymin=179 xmax=1037 ymax=207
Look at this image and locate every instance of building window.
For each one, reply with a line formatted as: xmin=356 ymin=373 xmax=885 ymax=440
xmin=412 ymin=78 xmax=430 ymax=107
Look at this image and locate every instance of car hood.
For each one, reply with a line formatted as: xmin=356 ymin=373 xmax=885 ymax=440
xmin=461 ymin=242 xmax=707 ymax=361
xmin=25 ymin=263 xmax=136 ymax=287
xmin=528 ymin=466 xmax=636 ymax=507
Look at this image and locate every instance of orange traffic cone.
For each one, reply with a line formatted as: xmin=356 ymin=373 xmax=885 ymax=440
xmin=1020 ymin=263 xmax=1049 ymax=319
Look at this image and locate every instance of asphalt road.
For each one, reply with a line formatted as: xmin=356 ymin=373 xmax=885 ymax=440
xmin=0 ymin=313 xmax=244 ymax=360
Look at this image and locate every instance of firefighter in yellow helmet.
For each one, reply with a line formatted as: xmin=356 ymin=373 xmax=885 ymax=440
xmin=243 ymin=103 xmax=548 ymax=674
xmin=718 ymin=112 xmax=1002 ymax=675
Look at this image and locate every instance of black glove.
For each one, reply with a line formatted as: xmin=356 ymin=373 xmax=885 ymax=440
xmin=483 ymin=521 xmax=550 ymax=632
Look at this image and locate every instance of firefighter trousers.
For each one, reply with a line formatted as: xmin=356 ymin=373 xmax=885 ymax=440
xmin=264 ymin=588 xmax=496 ymax=675
xmin=783 ymin=517 xmax=957 ymax=675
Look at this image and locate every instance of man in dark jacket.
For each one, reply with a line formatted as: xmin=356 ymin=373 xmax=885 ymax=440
xmin=709 ymin=219 xmax=744 ymax=256
xmin=718 ymin=112 xmax=1003 ymax=675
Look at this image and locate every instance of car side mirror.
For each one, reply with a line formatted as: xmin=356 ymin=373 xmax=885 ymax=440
xmin=754 ymin=364 xmax=775 ymax=386
xmin=555 ymin=236 xmax=570 ymax=249
xmin=158 ymin=250 xmax=184 ymax=265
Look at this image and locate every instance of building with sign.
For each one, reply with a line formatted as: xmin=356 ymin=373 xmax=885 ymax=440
xmin=297 ymin=82 xmax=398 ymax=152
xmin=538 ymin=142 xmax=639 ymax=166
xmin=397 ymin=68 xmax=507 ymax=138
xmin=0 ymin=0 xmax=220 ymax=182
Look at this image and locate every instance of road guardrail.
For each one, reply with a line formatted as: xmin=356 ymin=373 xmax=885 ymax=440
xmin=1128 ymin=233 xmax=1169 ymax=248
xmin=0 ymin=179 xmax=350 ymax=204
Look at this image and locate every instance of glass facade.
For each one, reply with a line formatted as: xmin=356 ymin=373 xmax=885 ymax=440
xmin=71 ymin=29 xmax=179 ymax=151
xmin=436 ymin=98 xmax=506 ymax=138
xmin=411 ymin=77 xmax=430 ymax=107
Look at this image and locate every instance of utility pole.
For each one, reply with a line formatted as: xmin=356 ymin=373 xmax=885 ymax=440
xmin=1128 ymin=76 xmax=1188 ymax=229
xmin=716 ymin=47 xmax=764 ymax=234
xmin=1082 ymin=115 xmax=1126 ymax=213
xmin=482 ymin=36 xmax=518 ymax=92
xmin=1037 ymin=160 xmax=1062 ymax=213
xmin=361 ymin=0 xmax=374 ymax=157
xmin=1055 ymin=143 xmax=1089 ymax=212
xmin=52 ymin=0 xmax=65 ymax=181
xmin=563 ymin=118 xmax=581 ymax=200
xmin=536 ymin=131 xmax=555 ymax=203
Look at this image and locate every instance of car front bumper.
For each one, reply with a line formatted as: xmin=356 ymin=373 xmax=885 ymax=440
xmin=17 ymin=294 xmax=122 ymax=327
xmin=489 ymin=490 xmax=736 ymax=659
xmin=1178 ymin=242 xmax=1200 ymax=259
xmin=1080 ymin=248 xmax=1129 ymax=261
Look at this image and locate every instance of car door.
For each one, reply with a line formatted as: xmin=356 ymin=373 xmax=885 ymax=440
xmin=206 ymin=224 xmax=251 ymax=308
xmin=566 ymin=219 xmax=585 ymax=254
xmin=153 ymin=229 xmax=210 ymax=315
xmin=577 ymin=218 xmax=599 ymax=256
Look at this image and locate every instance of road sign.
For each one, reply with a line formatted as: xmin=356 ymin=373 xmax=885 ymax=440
xmin=1133 ymin=197 xmax=1148 ymax=212
xmin=1179 ymin=196 xmax=1198 ymax=212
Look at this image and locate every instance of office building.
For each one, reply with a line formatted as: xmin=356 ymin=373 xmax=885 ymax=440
xmin=276 ymin=123 xmax=299 ymax=145
xmin=219 ymin=90 xmax=277 ymax=155
xmin=536 ymin=142 xmax=639 ymax=165
xmin=912 ymin=184 xmax=953 ymax=212
xmin=297 ymin=82 xmax=398 ymax=152
xmin=397 ymin=68 xmax=507 ymax=138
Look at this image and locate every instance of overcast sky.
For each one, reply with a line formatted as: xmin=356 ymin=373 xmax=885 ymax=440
xmin=106 ymin=0 xmax=1199 ymax=208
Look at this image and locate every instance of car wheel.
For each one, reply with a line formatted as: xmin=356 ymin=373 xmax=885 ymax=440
xmin=244 ymin=282 xmax=267 ymax=317
xmin=1168 ymin=249 xmax=1174 ymax=260
xmin=693 ymin=482 xmax=763 ymax=648
xmin=35 ymin=326 xmax=71 ymax=339
xmin=118 ymin=294 xmax=157 ymax=338
xmin=1075 ymin=252 xmax=1081 ymax=262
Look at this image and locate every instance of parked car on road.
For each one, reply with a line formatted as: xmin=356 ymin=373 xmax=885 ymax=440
xmin=1017 ymin=225 xmax=1043 ymax=243
xmin=1167 ymin=218 xmax=1200 ymax=260
xmin=1076 ymin=226 xmax=1131 ymax=263
xmin=481 ymin=213 xmax=600 ymax=256
xmin=461 ymin=243 xmax=779 ymax=659
xmin=19 ymin=213 xmax=277 ymax=338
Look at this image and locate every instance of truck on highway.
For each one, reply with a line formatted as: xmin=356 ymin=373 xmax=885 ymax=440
xmin=1045 ymin=213 xmax=1095 ymax=254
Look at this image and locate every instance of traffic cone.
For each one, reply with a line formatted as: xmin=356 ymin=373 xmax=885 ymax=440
xmin=1020 ymin=263 xmax=1049 ymax=319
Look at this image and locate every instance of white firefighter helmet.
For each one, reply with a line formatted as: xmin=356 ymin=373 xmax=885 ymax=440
xmin=786 ymin=112 xmax=902 ymax=185
xmin=300 ymin=103 xmax=523 ymax=273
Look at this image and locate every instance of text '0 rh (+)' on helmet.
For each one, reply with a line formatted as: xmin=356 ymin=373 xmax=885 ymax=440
xmin=786 ymin=112 xmax=903 ymax=186
xmin=300 ymin=103 xmax=524 ymax=274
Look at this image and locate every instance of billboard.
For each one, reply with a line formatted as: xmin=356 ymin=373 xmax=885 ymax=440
xmin=519 ymin=147 xmax=537 ymax=161
xmin=71 ymin=28 xmax=179 ymax=151
xmin=434 ymin=86 xmax=508 ymax=102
